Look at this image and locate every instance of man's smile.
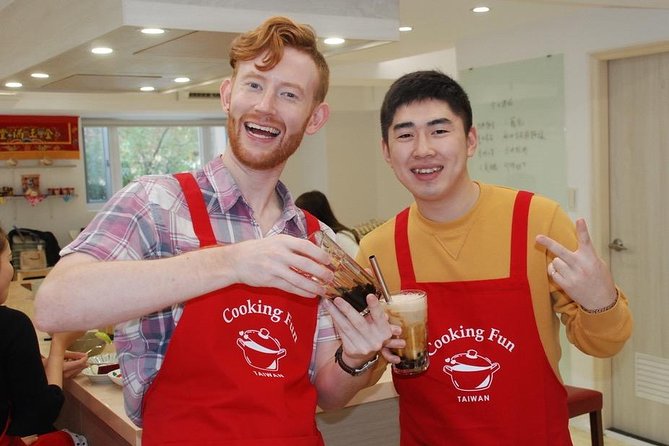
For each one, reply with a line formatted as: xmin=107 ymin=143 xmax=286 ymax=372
xmin=244 ymin=122 xmax=281 ymax=138
xmin=411 ymin=166 xmax=444 ymax=175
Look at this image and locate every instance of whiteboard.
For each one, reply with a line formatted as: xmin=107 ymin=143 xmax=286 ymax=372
xmin=459 ymin=55 xmax=567 ymax=208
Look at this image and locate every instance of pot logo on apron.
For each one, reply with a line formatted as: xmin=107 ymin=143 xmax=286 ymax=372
xmin=237 ymin=327 xmax=288 ymax=372
xmin=443 ymin=349 xmax=500 ymax=392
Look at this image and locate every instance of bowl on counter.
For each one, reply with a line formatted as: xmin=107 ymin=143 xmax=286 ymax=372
xmin=83 ymin=365 xmax=111 ymax=384
xmin=87 ymin=352 xmax=117 ymax=366
xmin=108 ymin=369 xmax=123 ymax=387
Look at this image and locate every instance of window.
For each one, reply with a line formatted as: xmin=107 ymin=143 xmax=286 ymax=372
xmin=82 ymin=120 xmax=227 ymax=205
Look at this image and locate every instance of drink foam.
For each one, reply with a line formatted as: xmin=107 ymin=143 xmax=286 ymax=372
xmin=386 ymin=291 xmax=426 ymax=324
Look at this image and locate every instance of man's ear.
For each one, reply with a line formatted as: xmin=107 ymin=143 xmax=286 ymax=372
xmin=466 ymin=126 xmax=478 ymax=158
xmin=219 ymin=78 xmax=232 ymax=113
xmin=381 ymin=139 xmax=391 ymax=163
xmin=305 ymin=102 xmax=330 ymax=135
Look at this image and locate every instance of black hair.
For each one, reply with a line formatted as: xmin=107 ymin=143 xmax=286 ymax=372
xmin=295 ymin=190 xmax=359 ymax=242
xmin=380 ymin=70 xmax=473 ymax=143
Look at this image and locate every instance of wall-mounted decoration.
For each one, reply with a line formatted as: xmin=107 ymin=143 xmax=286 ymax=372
xmin=0 ymin=115 xmax=80 ymax=160
xmin=21 ymin=174 xmax=41 ymax=196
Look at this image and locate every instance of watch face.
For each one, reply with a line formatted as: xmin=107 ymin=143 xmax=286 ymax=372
xmin=356 ymin=357 xmax=378 ymax=374
xmin=335 ymin=346 xmax=378 ymax=376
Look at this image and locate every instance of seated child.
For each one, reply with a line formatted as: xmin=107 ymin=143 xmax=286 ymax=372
xmin=0 ymin=226 xmax=88 ymax=446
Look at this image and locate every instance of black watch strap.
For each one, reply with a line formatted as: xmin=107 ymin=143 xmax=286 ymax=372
xmin=334 ymin=345 xmax=379 ymax=376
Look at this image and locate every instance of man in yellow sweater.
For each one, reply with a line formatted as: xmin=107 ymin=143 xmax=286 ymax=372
xmin=357 ymin=70 xmax=632 ymax=445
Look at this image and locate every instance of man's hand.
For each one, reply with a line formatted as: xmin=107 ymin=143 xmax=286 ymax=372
xmin=324 ymin=294 xmax=403 ymax=365
xmin=226 ymin=235 xmax=334 ymax=298
xmin=536 ymin=218 xmax=617 ymax=311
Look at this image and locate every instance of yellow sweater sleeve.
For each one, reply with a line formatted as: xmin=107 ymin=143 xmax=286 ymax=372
xmin=357 ymin=183 xmax=632 ymax=381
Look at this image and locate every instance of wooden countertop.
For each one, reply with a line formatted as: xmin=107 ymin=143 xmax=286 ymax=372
xmin=63 ymin=375 xmax=141 ymax=445
xmin=5 ymin=280 xmax=398 ymax=446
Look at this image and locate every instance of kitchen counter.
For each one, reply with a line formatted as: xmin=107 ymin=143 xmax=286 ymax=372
xmin=59 ymin=375 xmax=142 ymax=445
xmin=59 ymin=359 xmax=397 ymax=446
xmin=6 ymin=280 xmax=400 ymax=446
xmin=58 ymin=361 xmax=398 ymax=446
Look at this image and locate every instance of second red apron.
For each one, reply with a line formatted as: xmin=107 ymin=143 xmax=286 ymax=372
xmin=393 ymin=191 xmax=571 ymax=445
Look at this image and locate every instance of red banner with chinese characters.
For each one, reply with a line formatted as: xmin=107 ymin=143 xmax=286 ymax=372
xmin=0 ymin=115 xmax=80 ymax=160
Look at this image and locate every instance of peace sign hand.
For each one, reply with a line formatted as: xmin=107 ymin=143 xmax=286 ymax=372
xmin=535 ymin=218 xmax=617 ymax=312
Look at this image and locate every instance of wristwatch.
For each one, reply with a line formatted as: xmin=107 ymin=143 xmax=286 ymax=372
xmin=334 ymin=345 xmax=379 ymax=376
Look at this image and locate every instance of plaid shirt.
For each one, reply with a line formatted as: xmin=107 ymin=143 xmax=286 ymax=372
xmin=62 ymin=156 xmax=338 ymax=426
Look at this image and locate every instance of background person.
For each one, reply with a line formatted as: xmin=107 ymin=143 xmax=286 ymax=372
xmin=34 ymin=16 xmax=398 ymax=446
xmin=357 ymin=70 xmax=633 ymax=445
xmin=295 ymin=190 xmax=360 ymax=257
xmin=0 ymin=226 xmax=88 ymax=446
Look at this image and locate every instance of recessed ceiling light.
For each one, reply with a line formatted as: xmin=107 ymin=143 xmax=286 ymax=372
xmin=91 ymin=47 xmax=113 ymax=55
xmin=140 ymin=86 xmax=155 ymax=92
xmin=472 ymin=6 xmax=490 ymax=13
xmin=323 ymin=37 xmax=345 ymax=45
xmin=399 ymin=26 xmax=413 ymax=32
xmin=4 ymin=82 xmax=22 ymax=88
xmin=31 ymin=72 xmax=50 ymax=79
xmin=141 ymin=28 xmax=165 ymax=35
xmin=174 ymin=77 xmax=190 ymax=83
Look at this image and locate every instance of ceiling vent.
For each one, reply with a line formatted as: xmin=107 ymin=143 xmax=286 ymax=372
xmin=177 ymin=91 xmax=221 ymax=101
xmin=188 ymin=92 xmax=220 ymax=99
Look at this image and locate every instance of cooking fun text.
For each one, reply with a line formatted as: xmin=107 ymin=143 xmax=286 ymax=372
xmin=429 ymin=325 xmax=516 ymax=356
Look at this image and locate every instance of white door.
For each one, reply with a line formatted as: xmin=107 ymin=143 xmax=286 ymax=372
xmin=608 ymin=50 xmax=669 ymax=443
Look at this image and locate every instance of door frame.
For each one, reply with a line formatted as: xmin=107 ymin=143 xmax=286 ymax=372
xmin=590 ymin=40 xmax=669 ymax=427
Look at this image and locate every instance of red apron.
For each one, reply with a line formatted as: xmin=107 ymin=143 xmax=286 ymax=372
xmin=393 ymin=191 xmax=571 ymax=445
xmin=1 ymin=417 xmax=74 ymax=446
xmin=142 ymin=173 xmax=324 ymax=446
xmin=0 ymin=417 xmax=19 ymax=446
xmin=0 ymin=434 xmax=73 ymax=446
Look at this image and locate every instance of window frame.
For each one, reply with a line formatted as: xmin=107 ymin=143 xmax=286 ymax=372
xmin=82 ymin=118 xmax=227 ymax=210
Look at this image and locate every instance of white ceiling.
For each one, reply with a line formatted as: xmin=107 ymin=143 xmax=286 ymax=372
xmin=1 ymin=0 xmax=668 ymax=95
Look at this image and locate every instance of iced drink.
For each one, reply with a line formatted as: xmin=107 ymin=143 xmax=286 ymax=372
xmin=384 ymin=290 xmax=429 ymax=375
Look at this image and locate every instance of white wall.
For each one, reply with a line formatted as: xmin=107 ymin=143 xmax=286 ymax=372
xmin=458 ymin=7 xmax=669 ymax=225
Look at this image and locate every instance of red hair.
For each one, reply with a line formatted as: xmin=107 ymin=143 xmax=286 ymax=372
xmin=229 ymin=16 xmax=329 ymax=103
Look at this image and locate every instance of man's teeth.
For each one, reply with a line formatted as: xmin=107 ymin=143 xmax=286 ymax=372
xmin=412 ymin=167 xmax=443 ymax=174
xmin=246 ymin=122 xmax=280 ymax=136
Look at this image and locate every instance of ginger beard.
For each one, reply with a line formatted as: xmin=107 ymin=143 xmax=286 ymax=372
xmin=227 ymin=114 xmax=308 ymax=170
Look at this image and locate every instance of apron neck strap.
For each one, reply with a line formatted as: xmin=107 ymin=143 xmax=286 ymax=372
xmin=174 ymin=172 xmax=217 ymax=248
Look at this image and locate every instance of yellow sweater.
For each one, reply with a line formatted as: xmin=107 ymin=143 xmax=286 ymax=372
xmin=357 ymin=183 xmax=632 ymax=381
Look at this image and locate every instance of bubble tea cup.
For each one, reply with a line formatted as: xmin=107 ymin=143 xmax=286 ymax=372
xmin=383 ymin=289 xmax=429 ymax=375
xmin=309 ymin=230 xmax=381 ymax=314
